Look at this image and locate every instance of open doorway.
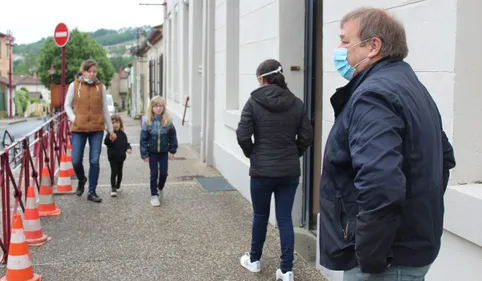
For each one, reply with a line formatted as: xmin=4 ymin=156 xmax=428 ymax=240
xmin=302 ymin=0 xmax=323 ymax=233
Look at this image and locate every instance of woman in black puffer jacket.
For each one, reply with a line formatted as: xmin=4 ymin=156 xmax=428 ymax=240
xmin=236 ymin=59 xmax=313 ymax=281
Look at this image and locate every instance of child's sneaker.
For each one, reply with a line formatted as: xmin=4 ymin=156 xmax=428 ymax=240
xmin=110 ymin=188 xmax=117 ymax=197
xmin=158 ymin=190 xmax=164 ymax=201
xmin=150 ymin=195 xmax=161 ymax=207
xmin=240 ymin=253 xmax=261 ymax=273
xmin=276 ymin=269 xmax=294 ymax=281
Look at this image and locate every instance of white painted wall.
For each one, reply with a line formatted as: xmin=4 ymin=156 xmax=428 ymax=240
xmin=318 ymin=1 xmax=482 ymax=280
xmin=212 ymin=0 xmax=306 ymax=226
xmin=165 ymin=0 xmax=306 ymax=225
xmin=164 ymin=0 xmax=193 ymax=144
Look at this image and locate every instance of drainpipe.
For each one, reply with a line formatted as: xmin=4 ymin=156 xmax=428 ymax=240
xmin=200 ymin=0 xmax=208 ymax=163
xmin=302 ymin=0 xmax=317 ymax=230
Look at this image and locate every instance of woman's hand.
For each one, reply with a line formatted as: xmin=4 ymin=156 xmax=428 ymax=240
xmin=127 ymin=149 xmax=132 ymax=154
xmin=144 ymin=157 xmax=149 ymax=163
xmin=169 ymin=153 xmax=175 ymax=160
xmin=109 ymin=132 xmax=117 ymax=142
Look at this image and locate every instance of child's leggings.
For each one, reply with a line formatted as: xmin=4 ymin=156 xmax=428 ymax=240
xmin=109 ymin=160 xmax=124 ymax=189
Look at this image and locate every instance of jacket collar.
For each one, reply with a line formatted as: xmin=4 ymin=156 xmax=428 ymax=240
xmin=330 ymin=56 xmax=401 ymax=118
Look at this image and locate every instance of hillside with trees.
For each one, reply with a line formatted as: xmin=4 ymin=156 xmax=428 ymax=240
xmin=13 ymin=26 xmax=151 ymax=76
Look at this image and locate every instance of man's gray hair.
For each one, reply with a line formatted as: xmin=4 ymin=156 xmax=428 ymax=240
xmin=341 ymin=7 xmax=409 ymax=59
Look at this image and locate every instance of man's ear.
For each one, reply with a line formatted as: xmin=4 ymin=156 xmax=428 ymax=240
xmin=367 ymin=37 xmax=383 ymax=58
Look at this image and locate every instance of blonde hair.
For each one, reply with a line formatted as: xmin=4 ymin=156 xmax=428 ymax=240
xmin=146 ymin=96 xmax=172 ymax=128
xmin=110 ymin=114 xmax=124 ymax=131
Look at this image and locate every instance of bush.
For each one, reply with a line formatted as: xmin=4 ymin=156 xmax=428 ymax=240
xmin=14 ymin=89 xmax=29 ymax=114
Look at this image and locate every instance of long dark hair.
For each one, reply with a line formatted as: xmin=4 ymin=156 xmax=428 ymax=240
xmin=256 ymin=59 xmax=288 ymax=89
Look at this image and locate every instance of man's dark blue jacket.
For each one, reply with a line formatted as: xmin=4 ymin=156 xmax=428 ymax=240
xmin=318 ymin=57 xmax=456 ymax=274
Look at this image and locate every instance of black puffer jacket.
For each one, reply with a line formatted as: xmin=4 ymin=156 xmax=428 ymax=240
xmin=236 ymin=84 xmax=313 ymax=177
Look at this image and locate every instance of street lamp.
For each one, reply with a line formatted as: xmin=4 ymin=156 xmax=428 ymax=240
xmin=6 ymin=30 xmax=15 ymax=118
xmin=48 ymin=64 xmax=56 ymax=83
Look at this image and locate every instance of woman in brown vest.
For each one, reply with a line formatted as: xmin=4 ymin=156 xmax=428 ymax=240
xmin=64 ymin=59 xmax=117 ymax=203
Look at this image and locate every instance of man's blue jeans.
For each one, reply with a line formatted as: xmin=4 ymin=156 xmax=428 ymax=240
xmin=249 ymin=176 xmax=299 ymax=273
xmin=71 ymin=131 xmax=104 ymax=194
xmin=344 ymin=264 xmax=431 ymax=281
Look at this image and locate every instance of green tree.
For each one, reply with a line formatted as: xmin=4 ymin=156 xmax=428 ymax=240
xmin=37 ymin=29 xmax=115 ymax=88
xmin=14 ymin=89 xmax=29 ymax=115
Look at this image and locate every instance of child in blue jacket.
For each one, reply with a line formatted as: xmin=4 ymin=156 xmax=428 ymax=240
xmin=140 ymin=96 xmax=178 ymax=207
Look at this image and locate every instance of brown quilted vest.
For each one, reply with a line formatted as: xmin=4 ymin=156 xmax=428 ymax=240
xmin=71 ymin=79 xmax=105 ymax=132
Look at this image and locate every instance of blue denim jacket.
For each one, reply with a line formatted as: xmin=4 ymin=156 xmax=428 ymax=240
xmin=140 ymin=116 xmax=178 ymax=159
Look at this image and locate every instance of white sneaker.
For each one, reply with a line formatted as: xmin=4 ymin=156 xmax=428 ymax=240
xmin=240 ymin=253 xmax=261 ymax=273
xmin=276 ymin=269 xmax=294 ymax=281
xmin=158 ymin=190 xmax=164 ymax=201
xmin=150 ymin=196 xmax=161 ymax=207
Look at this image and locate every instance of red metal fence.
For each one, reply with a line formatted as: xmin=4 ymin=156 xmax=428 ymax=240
xmin=0 ymin=112 xmax=70 ymax=262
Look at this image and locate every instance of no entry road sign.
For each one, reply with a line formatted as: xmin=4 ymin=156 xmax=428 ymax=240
xmin=54 ymin=23 xmax=70 ymax=47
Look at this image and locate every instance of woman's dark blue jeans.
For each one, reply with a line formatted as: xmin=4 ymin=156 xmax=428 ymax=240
xmin=71 ymin=131 xmax=104 ymax=194
xmin=249 ymin=176 xmax=299 ymax=273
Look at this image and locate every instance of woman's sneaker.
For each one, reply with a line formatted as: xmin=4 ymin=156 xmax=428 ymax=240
xmin=111 ymin=188 xmax=117 ymax=197
xmin=276 ymin=269 xmax=294 ymax=281
xmin=240 ymin=253 xmax=260 ymax=273
xmin=150 ymin=196 xmax=161 ymax=207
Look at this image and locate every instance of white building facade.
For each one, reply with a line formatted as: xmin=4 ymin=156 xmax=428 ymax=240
xmin=164 ymin=1 xmax=482 ymax=280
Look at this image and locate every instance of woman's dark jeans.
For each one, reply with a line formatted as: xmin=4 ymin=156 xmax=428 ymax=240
xmin=249 ymin=176 xmax=299 ymax=273
xmin=71 ymin=131 xmax=104 ymax=194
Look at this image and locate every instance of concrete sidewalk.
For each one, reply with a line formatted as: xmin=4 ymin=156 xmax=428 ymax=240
xmin=0 ymin=113 xmax=325 ymax=280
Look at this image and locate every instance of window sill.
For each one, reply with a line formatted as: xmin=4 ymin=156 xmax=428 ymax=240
xmin=224 ymin=109 xmax=241 ymax=131
xmin=444 ymin=184 xmax=482 ymax=247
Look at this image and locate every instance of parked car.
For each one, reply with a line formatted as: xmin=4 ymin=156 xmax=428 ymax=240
xmin=106 ymin=94 xmax=115 ymax=116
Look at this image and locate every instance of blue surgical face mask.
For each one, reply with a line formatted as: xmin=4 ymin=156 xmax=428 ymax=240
xmin=334 ymin=39 xmax=370 ymax=80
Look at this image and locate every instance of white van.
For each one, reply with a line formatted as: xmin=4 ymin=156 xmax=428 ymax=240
xmin=106 ymin=94 xmax=115 ymax=116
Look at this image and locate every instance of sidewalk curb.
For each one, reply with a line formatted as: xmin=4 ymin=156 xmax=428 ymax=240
xmin=7 ymin=117 xmax=45 ymax=126
xmin=7 ymin=119 xmax=28 ymax=125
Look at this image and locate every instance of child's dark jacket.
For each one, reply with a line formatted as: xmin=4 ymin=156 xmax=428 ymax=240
xmin=140 ymin=116 xmax=178 ymax=159
xmin=104 ymin=130 xmax=131 ymax=162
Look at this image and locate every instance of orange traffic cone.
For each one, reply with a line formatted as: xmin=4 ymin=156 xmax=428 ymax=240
xmin=56 ymin=154 xmax=73 ymax=193
xmin=38 ymin=167 xmax=61 ymax=216
xmin=65 ymin=143 xmax=75 ymax=176
xmin=0 ymin=214 xmax=41 ymax=281
xmin=24 ymin=186 xmax=50 ymax=246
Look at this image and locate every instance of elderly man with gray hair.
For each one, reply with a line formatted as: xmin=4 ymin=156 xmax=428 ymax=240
xmin=318 ymin=7 xmax=456 ymax=281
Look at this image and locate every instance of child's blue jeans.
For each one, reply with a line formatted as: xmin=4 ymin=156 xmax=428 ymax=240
xmin=149 ymin=152 xmax=168 ymax=196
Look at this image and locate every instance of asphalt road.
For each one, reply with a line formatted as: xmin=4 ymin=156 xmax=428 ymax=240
xmin=0 ymin=119 xmax=47 ymax=149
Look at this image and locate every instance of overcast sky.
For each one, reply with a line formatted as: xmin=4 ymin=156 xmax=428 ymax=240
xmin=1 ymin=0 xmax=165 ymax=44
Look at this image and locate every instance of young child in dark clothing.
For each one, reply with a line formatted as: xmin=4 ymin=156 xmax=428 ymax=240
xmin=104 ymin=114 xmax=132 ymax=197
